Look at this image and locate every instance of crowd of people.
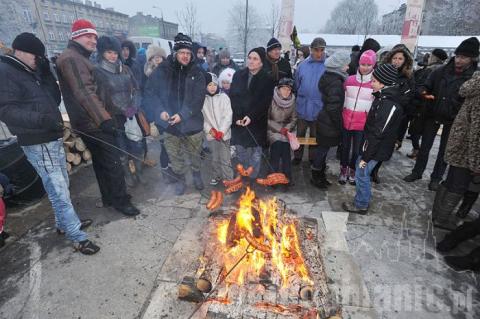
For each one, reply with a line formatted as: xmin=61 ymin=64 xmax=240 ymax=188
xmin=0 ymin=18 xmax=478 ymax=271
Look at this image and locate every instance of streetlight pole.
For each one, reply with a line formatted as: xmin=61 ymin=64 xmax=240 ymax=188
xmin=243 ymin=0 xmax=248 ymax=61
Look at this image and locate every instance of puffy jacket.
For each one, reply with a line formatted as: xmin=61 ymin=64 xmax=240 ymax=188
xmin=57 ymin=41 xmax=111 ymax=132
xmin=267 ymin=87 xmax=297 ymax=144
xmin=342 ymin=71 xmax=374 ymax=131
xmin=142 ymin=54 xmax=206 ymax=136
xmin=230 ymin=68 xmax=275 ymax=147
xmin=362 ymin=86 xmax=403 ymax=162
xmin=316 ymin=71 xmax=345 ymax=147
xmin=202 ymin=92 xmax=233 ymax=141
xmin=0 ymin=55 xmax=62 ymax=146
xmin=422 ymin=58 xmax=476 ymax=124
xmin=295 ymin=56 xmax=326 ymax=121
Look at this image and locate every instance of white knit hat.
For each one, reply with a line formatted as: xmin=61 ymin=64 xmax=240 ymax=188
xmin=218 ymin=67 xmax=236 ymax=84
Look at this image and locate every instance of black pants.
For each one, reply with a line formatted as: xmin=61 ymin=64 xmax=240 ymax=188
xmin=397 ymin=115 xmax=411 ymax=143
xmin=444 ymin=166 xmax=473 ymax=194
xmin=411 ymin=133 xmax=421 ymax=150
xmin=312 ymin=145 xmax=330 ymax=171
xmin=293 ymin=119 xmax=316 ymax=161
xmin=412 ymin=118 xmax=451 ymax=181
xmin=82 ymin=131 xmax=129 ymax=205
xmin=270 ymin=141 xmax=292 ymax=179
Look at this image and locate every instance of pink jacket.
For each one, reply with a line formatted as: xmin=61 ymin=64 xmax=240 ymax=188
xmin=342 ymin=72 xmax=374 ymax=131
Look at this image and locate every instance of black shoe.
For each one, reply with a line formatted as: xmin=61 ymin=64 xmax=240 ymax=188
xmin=432 ymin=185 xmax=462 ymax=230
xmin=74 ymin=240 xmax=100 ymax=255
xmin=428 ymin=179 xmax=441 ymax=192
xmin=342 ymin=202 xmax=368 ymax=215
xmin=57 ymin=219 xmax=93 ymax=235
xmin=456 ymin=191 xmax=479 ymax=218
xmin=310 ymin=169 xmax=328 ymax=189
xmin=0 ymin=231 xmax=9 ymax=240
xmin=113 ymin=202 xmax=140 ymax=216
xmin=404 ymin=173 xmax=422 ymax=182
xmin=292 ymin=158 xmax=301 ymax=166
xmin=371 ymin=169 xmax=380 ymax=184
xmin=444 ymin=248 xmax=480 ymax=272
xmin=436 ymin=236 xmax=460 ymax=253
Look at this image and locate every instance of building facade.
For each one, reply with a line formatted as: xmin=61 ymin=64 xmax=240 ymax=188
xmin=129 ymin=12 xmax=178 ymax=40
xmin=380 ymin=3 xmax=406 ymax=35
xmin=0 ymin=0 xmax=129 ymax=55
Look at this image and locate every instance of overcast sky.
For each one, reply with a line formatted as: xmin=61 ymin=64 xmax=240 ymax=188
xmin=99 ymin=0 xmax=405 ymax=35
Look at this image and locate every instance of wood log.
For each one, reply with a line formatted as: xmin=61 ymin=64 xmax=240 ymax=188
xmin=66 ymin=152 xmax=75 ymax=163
xmin=74 ymin=138 xmax=86 ymax=152
xmin=82 ymin=149 xmax=92 ymax=161
xmin=178 ymin=276 xmax=204 ymax=303
xmin=66 ymin=162 xmax=72 ymax=173
xmin=63 ymin=140 xmax=75 ymax=149
xmin=72 ymin=153 xmax=82 ymax=165
xmin=299 ymin=285 xmax=314 ymax=300
xmin=63 ymin=128 xmax=71 ymax=141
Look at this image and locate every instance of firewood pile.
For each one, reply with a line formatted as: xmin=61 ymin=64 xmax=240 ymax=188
xmin=63 ymin=121 xmax=91 ymax=173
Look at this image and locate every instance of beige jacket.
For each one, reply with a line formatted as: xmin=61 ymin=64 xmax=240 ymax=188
xmin=202 ymin=92 xmax=232 ymax=141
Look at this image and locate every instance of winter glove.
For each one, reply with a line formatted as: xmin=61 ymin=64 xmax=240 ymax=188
xmin=280 ymin=128 xmax=289 ymax=136
xmin=100 ymin=119 xmax=116 ymax=134
xmin=215 ymin=131 xmax=224 ymax=141
xmin=209 ymin=127 xmax=218 ymax=138
xmin=40 ymin=114 xmax=63 ymax=131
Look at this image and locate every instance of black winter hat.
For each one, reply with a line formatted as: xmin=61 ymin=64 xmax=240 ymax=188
xmin=97 ymin=36 xmax=121 ymax=60
xmin=277 ymin=77 xmax=294 ymax=89
xmin=267 ymin=38 xmax=281 ymax=52
xmin=248 ymin=47 xmax=266 ymax=65
xmin=431 ymin=48 xmax=448 ymax=61
xmin=361 ymin=38 xmax=381 ymax=53
xmin=373 ymin=63 xmax=398 ymax=86
xmin=455 ymin=37 xmax=479 ymax=58
xmin=12 ymin=32 xmax=45 ymax=57
xmin=173 ymin=33 xmax=193 ymax=51
xmin=205 ymin=72 xmax=219 ymax=86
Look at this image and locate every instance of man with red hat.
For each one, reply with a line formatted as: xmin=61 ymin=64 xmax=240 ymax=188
xmin=57 ymin=19 xmax=140 ymax=216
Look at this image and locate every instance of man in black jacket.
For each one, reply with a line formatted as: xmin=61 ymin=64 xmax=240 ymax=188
xmin=343 ymin=64 xmax=403 ymax=214
xmin=263 ymin=38 xmax=293 ymax=83
xmin=143 ymin=33 xmax=206 ymax=195
xmin=403 ymin=37 xmax=479 ymax=191
xmin=0 ymin=33 xmax=99 ymax=254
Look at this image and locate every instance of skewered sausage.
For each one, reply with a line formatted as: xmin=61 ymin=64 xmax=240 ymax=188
xmin=206 ymin=191 xmax=217 ymax=210
xmin=222 ymin=175 xmax=242 ymax=187
xmin=225 ymin=181 xmax=243 ymax=194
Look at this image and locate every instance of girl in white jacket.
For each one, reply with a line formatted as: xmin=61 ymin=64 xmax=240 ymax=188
xmin=202 ymin=73 xmax=234 ymax=185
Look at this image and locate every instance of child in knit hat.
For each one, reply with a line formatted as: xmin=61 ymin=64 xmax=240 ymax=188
xmin=342 ymin=64 xmax=403 ymax=214
xmin=218 ymin=67 xmax=236 ymax=96
xmin=201 ymin=73 xmax=234 ymax=185
xmin=339 ymin=49 xmax=377 ymax=185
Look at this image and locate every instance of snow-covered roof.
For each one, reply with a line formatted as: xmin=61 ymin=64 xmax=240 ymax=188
xmin=298 ymin=33 xmax=480 ymax=49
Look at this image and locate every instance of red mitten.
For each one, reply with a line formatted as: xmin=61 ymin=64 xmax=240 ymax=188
xmin=215 ymin=131 xmax=224 ymax=141
xmin=209 ymin=127 xmax=218 ymax=138
xmin=280 ymin=128 xmax=289 ymax=136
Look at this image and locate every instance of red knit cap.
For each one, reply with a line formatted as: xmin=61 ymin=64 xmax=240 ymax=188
xmin=71 ymin=19 xmax=97 ymax=40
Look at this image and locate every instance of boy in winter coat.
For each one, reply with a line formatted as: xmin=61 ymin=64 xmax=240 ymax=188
xmin=311 ymin=50 xmax=351 ymax=189
xmin=339 ymin=50 xmax=376 ymax=185
xmin=268 ymin=77 xmax=297 ymax=185
xmin=202 ymin=73 xmax=234 ymax=185
xmin=342 ymin=64 xmax=403 ymax=214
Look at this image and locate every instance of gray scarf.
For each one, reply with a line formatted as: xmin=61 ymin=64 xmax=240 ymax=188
xmin=273 ymin=87 xmax=295 ymax=108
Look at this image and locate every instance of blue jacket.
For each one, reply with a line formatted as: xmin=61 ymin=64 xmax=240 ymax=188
xmin=295 ymin=56 xmax=326 ymax=121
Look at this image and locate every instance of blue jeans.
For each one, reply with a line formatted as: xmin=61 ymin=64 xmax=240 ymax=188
xmin=341 ymin=130 xmax=364 ymax=169
xmin=22 ymin=139 xmax=87 ymax=243
xmin=354 ymin=156 xmax=378 ymax=209
xmin=235 ymin=145 xmax=262 ymax=178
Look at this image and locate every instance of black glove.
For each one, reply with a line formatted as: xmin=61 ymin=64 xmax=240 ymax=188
xmin=40 ymin=114 xmax=63 ymax=131
xmin=100 ymin=119 xmax=116 ymax=134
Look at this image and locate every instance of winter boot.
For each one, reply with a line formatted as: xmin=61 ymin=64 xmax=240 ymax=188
xmin=437 ymin=219 xmax=480 ymax=253
xmin=371 ymin=165 xmax=380 ymax=184
xmin=432 ymin=184 xmax=463 ymax=231
xmin=347 ymin=167 xmax=356 ymax=185
xmin=456 ymin=191 xmax=479 ymax=218
xmin=161 ymin=166 xmax=177 ymax=184
xmin=428 ymin=179 xmax=441 ymax=192
xmin=404 ymin=172 xmax=422 ymax=182
xmin=338 ymin=166 xmax=348 ymax=185
xmin=192 ymin=170 xmax=204 ymax=190
xmin=175 ymin=174 xmax=187 ymax=196
xmin=121 ymin=157 xmax=137 ymax=188
xmin=310 ymin=169 xmax=328 ymax=189
xmin=444 ymin=247 xmax=480 ymax=272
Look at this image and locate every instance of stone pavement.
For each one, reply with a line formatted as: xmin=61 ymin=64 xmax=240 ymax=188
xmin=0 ymin=138 xmax=478 ymax=319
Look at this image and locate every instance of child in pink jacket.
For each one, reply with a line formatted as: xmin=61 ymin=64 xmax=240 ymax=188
xmin=339 ymin=50 xmax=377 ymax=185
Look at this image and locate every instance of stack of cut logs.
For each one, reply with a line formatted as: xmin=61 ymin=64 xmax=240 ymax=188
xmin=63 ymin=121 xmax=91 ymax=173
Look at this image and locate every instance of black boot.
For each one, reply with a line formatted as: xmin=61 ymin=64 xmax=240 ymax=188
xmin=432 ymin=184 xmax=462 ymax=231
xmin=113 ymin=200 xmax=140 ymax=216
xmin=437 ymin=219 xmax=480 ymax=252
xmin=310 ymin=169 xmax=328 ymax=189
xmin=444 ymin=247 xmax=480 ymax=272
xmin=428 ymin=179 xmax=441 ymax=192
xmin=456 ymin=191 xmax=479 ymax=218
xmin=371 ymin=165 xmax=380 ymax=184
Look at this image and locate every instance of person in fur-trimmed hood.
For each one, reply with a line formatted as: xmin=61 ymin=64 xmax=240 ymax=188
xmin=201 ymin=72 xmax=233 ymax=185
xmin=144 ymin=45 xmax=166 ymax=77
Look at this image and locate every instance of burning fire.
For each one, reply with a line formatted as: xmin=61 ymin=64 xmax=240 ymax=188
xmin=216 ymin=187 xmax=313 ymax=289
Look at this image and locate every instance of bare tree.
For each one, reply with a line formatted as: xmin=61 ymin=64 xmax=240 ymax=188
xmin=227 ymin=1 xmax=262 ymax=56
xmin=265 ymin=0 xmax=281 ymax=38
xmin=324 ymin=0 xmax=379 ymax=35
xmin=176 ymin=2 xmax=200 ymax=40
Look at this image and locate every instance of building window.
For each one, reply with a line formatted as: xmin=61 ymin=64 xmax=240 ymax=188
xmin=70 ymin=15 xmax=75 ymax=23
xmin=59 ymin=32 xmax=64 ymax=41
xmin=54 ymin=13 xmax=60 ymax=22
xmin=62 ymin=14 xmax=68 ymax=23
xmin=49 ymin=31 xmax=56 ymax=40
xmin=23 ymin=9 xmax=33 ymax=23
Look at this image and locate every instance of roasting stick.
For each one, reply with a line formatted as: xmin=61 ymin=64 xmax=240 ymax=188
xmin=186 ymin=244 xmax=255 ymax=319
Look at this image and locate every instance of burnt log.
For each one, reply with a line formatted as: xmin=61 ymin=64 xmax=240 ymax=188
xmin=178 ymin=276 xmax=204 ymax=303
